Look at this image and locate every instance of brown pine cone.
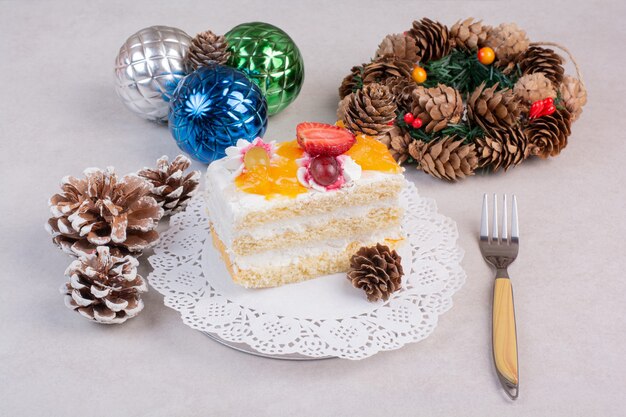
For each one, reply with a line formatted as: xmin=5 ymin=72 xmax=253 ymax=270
xmin=518 ymin=46 xmax=565 ymax=87
xmin=137 ymin=155 xmax=200 ymax=216
xmin=476 ymin=125 xmax=530 ymax=172
xmin=408 ymin=18 xmax=451 ymax=63
xmin=513 ymin=73 xmax=557 ymax=106
xmin=186 ymin=30 xmax=231 ymax=69
xmin=336 ymin=95 xmax=351 ymax=121
xmin=449 ymin=18 xmax=490 ymax=51
xmin=362 ymin=56 xmax=414 ymax=85
xmin=61 ymin=246 xmax=147 ymax=324
xmin=381 ymin=76 xmax=416 ymax=110
xmin=347 ymin=243 xmax=403 ymax=302
xmin=525 ymin=108 xmax=572 ymax=158
xmin=375 ymin=33 xmax=420 ymax=62
xmin=46 ymin=167 xmax=163 ymax=257
xmin=559 ymin=75 xmax=587 ymax=122
xmin=409 ymin=84 xmax=463 ymax=133
xmin=409 ymin=137 xmax=478 ymax=181
xmin=338 ymin=64 xmax=365 ymax=99
xmin=467 ymin=83 xmax=522 ymax=131
xmin=485 ymin=23 xmax=530 ymax=66
xmin=342 ymin=83 xmax=398 ymax=138
xmin=379 ymin=125 xmax=413 ymax=165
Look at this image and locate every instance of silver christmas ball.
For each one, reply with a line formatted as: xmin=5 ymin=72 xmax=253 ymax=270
xmin=114 ymin=26 xmax=192 ymax=122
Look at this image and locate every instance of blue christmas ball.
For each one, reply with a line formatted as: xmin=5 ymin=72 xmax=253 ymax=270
xmin=168 ymin=64 xmax=268 ymax=163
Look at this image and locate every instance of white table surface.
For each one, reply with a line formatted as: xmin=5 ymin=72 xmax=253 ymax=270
xmin=1 ymin=0 xmax=625 ymax=416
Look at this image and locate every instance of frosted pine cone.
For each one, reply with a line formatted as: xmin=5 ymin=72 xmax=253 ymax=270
xmin=485 ymin=23 xmax=530 ymax=66
xmin=449 ymin=18 xmax=489 ymax=51
xmin=513 ymin=73 xmax=557 ymax=106
xmin=559 ymin=75 xmax=587 ymax=122
xmin=375 ymin=33 xmax=420 ymax=62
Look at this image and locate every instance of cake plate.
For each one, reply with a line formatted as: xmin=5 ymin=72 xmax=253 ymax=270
xmin=147 ymin=182 xmax=465 ymax=360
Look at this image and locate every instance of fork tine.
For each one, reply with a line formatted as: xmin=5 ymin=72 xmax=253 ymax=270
xmin=502 ymin=195 xmax=508 ymax=242
xmin=512 ymin=195 xmax=519 ymax=240
xmin=492 ymin=193 xmax=498 ymax=241
xmin=481 ymin=194 xmax=489 ymax=239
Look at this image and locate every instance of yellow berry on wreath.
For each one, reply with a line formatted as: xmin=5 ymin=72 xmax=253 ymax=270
xmin=477 ymin=47 xmax=495 ymax=65
xmin=411 ymin=66 xmax=427 ymax=84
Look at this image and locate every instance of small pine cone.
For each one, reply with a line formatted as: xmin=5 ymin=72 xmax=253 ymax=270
xmin=408 ymin=18 xmax=451 ymax=63
xmin=379 ymin=125 xmax=413 ymax=165
xmin=525 ymin=108 xmax=572 ymax=158
xmin=336 ymin=95 xmax=351 ymax=121
xmin=409 ymin=84 xmax=463 ymax=133
xmin=476 ymin=125 xmax=530 ymax=172
xmin=559 ymin=75 xmax=587 ymax=122
xmin=409 ymin=137 xmax=478 ymax=181
xmin=362 ymin=56 xmax=414 ymax=85
xmin=61 ymin=246 xmax=147 ymax=324
xmin=467 ymin=83 xmax=522 ymax=131
xmin=338 ymin=64 xmax=365 ymax=99
xmin=348 ymin=243 xmax=403 ymax=302
xmin=375 ymin=33 xmax=420 ymax=62
xmin=342 ymin=83 xmax=398 ymax=138
xmin=138 ymin=155 xmax=201 ymax=216
xmin=46 ymin=167 xmax=163 ymax=257
xmin=381 ymin=76 xmax=416 ymax=110
xmin=518 ymin=46 xmax=565 ymax=87
xmin=449 ymin=18 xmax=490 ymax=51
xmin=186 ymin=30 xmax=231 ymax=69
xmin=485 ymin=23 xmax=530 ymax=66
xmin=513 ymin=73 xmax=557 ymax=106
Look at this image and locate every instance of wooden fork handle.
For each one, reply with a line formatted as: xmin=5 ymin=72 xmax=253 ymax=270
xmin=492 ymin=277 xmax=519 ymax=399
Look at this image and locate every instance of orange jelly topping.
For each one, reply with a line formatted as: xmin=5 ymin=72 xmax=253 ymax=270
xmin=234 ymin=135 xmax=400 ymax=198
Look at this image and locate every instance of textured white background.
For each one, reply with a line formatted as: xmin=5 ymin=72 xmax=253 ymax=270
xmin=1 ymin=0 xmax=625 ymax=416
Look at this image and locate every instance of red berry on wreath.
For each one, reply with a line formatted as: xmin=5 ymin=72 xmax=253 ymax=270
xmin=309 ymin=155 xmax=340 ymax=186
xmin=543 ymin=104 xmax=556 ymax=116
xmin=411 ymin=117 xmax=423 ymax=129
xmin=477 ymin=47 xmax=495 ymax=65
xmin=403 ymin=113 xmax=415 ymax=124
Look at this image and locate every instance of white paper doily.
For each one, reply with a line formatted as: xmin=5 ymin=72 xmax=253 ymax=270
xmin=147 ymin=182 xmax=465 ymax=360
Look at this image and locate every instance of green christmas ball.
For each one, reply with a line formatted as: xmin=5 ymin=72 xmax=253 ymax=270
xmin=225 ymin=22 xmax=305 ymax=115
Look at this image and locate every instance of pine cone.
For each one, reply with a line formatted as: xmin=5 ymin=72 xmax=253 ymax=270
xmin=513 ymin=73 xmax=557 ymax=105
xmin=362 ymin=56 xmax=414 ymax=85
xmin=408 ymin=18 xmax=451 ymax=63
xmin=409 ymin=84 xmax=463 ymax=133
xmin=61 ymin=246 xmax=147 ymax=324
xmin=379 ymin=125 xmax=413 ymax=165
xmin=518 ymin=46 xmax=565 ymax=87
xmin=449 ymin=18 xmax=489 ymax=51
xmin=476 ymin=125 xmax=530 ymax=172
xmin=375 ymin=33 xmax=420 ymax=62
xmin=46 ymin=167 xmax=163 ymax=257
xmin=347 ymin=243 xmax=403 ymax=302
xmin=381 ymin=76 xmax=416 ymax=110
xmin=186 ymin=30 xmax=231 ymax=69
xmin=525 ymin=108 xmax=572 ymax=158
xmin=339 ymin=64 xmax=365 ymax=99
xmin=467 ymin=83 xmax=522 ymax=131
xmin=342 ymin=83 xmax=398 ymax=138
xmin=485 ymin=23 xmax=530 ymax=66
xmin=559 ymin=75 xmax=587 ymax=122
xmin=137 ymin=155 xmax=200 ymax=216
xmin=336 ymin=95 xmax=351 ymax=121
xmin=409 ymin=137 xmax=478 ymax=181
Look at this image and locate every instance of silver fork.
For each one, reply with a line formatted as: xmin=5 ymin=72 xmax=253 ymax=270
xmin=480 ymin=194 xmax=520 ymax=400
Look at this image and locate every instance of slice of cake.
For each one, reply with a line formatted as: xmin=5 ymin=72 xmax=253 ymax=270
xmin=205 ymin=122 xmax=405 ymax=288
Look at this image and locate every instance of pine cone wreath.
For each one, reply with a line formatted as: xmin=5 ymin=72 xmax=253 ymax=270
xmin=347 ymin=243 xmax=403 ymax=302
xmin=408 ymin=18 xmax=451 ymax=63
xmin=379 ymin=125 xmax=413 ymax=165
xmin=467 ymin=83 xmax=522 ymax=131
xmin=476 ymin=125 xmax=530 ymax=172
xmin=449 ymin=18 xmax=489 ymax=51
xmin=381 ymin=76 xmax=416 ymax=110
xmin=559 ymin=75 xmax=587 ymax=122
xmin=518 ymin=46 xmax=565 ymax=87
xmin=513 ymin=73 xmax=557 ymax=106
xmin=186 ymin=30 xmax=231 ymax=69
xmin=62 ymin=246 xmax=147 ymax=324
xmin=409 ymin=137 xmax=478 ymax=181
xmin=338 ymin=64 xmax=365 ymax=99
xmin=409 ymin=84 xmax=464 ymax=133
xmin=361 ymin=56 xmax=414 ymax=85
xmin=46 ymin=167 xmax=163 ymax=257
xmin=342 ymin=83 xmax=398 ymax=138
xmin=485 ymin=23 xmax=530 ymax=66
xmin=525 ymin=108 xmax=572 ymax=158
xmin=375 ymin=33 xmax=420 ymax=62
xmin=137 ymin=155 xmax=200 ymax=216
